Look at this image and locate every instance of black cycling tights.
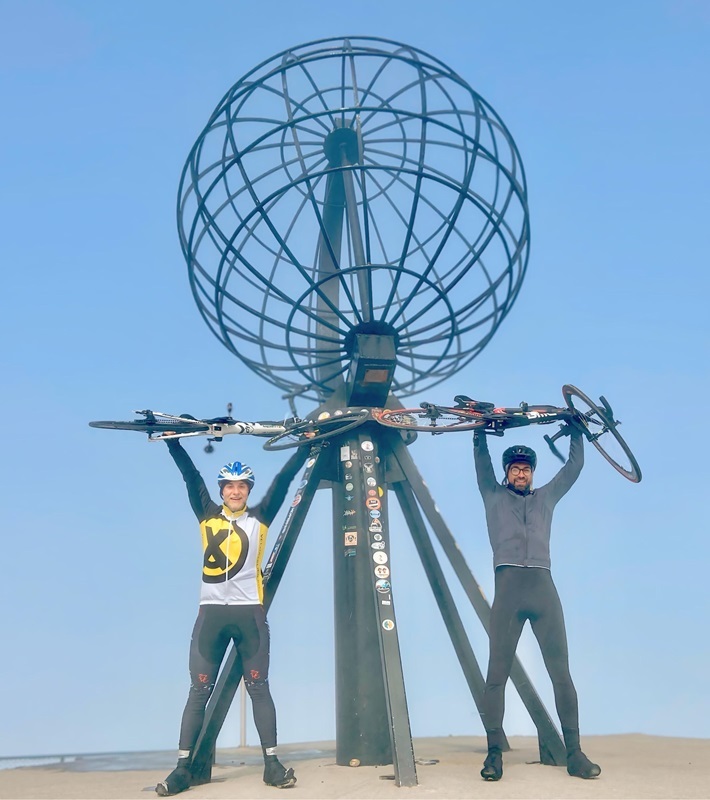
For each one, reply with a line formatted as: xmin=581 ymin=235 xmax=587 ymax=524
xmin=481 ymin=566 xmax=579 ymax=743
xmin=178 ymin=604 xmax=277 ymax=752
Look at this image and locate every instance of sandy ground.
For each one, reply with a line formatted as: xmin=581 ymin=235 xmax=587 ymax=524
xmin=0 ymin=735 xmax=708 ymax=800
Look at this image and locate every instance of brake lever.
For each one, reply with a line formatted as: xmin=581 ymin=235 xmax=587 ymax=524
xmin=544 ymin=434 xmax=566 ymax=463
xmin=544 ymin=423 xmax=572 ymax=463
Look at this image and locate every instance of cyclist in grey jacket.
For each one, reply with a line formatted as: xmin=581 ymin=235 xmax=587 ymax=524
xmin=473 ymin=426 xmax=601 ymax=782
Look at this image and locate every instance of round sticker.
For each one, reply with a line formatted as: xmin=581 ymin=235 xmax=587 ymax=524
xmin=373 ymin=533 xmax=383 ymax=541
xmin=366 ymin=498 xmax=381 ymax=510
xmin=371 ymin=541 xmax=385 ymax=550
xmin=345 ymin=482 xmax=354 ymax=492
xmin=366 ymin=477 xmax=377 ymax=487
xmin=367 ymin=489 xmax=377 ymax=497
xmin=361 ymin=441 xmax=374 ymax=451
xmin=306 ymin=458 xmax=316 ymax=468
xmin=345 ymin=460 xmax=352 ymax=468
xmin=375 ymin=579 xmax=391 ymax=593
xmin=374 ymin=565 xmax=390 ymax=578
xmin=373 ymin=551 xmax=388 ymax=564
xmin=291 ymin=494 xmax=302 ymax=507
xmin=298 ymin=479 xmax=308 ymax=489
xmin=334 ymin=409 xmax=344 ymax=416
xmin=317 ymin=411 xmax=331 ymax=420
xmin=382 ymin=619 xmax=395 ymax=631
xmin=369 ymin=509 xmax=381 ymax=518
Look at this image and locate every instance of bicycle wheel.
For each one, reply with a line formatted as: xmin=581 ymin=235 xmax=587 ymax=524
xmin=89 ymin=418 xmax=209 ymax=434
xmin=562 ymin=385 xmax=642 ymax=482
xmin=374 ymin=406 xmax=487 ymax=432
xmin=263 ymin=409 xmax=370 ymax=451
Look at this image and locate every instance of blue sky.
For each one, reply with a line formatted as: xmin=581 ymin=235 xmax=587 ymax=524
xmin=1 ymin=0 xmax=708 ymax=758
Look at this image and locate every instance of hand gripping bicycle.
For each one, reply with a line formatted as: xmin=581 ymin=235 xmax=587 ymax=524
xmin=374 ymin=384 xmax=641 ymax=482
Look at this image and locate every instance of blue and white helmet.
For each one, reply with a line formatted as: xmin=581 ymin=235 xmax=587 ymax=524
xmin=217 ymin=461 xmax=255 ymax=488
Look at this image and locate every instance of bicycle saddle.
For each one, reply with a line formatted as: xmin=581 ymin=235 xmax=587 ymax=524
xmin=454 ymin=395 xmax=495 ymax=411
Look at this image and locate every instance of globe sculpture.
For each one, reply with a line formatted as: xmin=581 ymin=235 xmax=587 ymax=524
xmin=178 ymin=36 xmax=529 ymax=402
xmin=175 ymin=38 xmax=560 ymax=790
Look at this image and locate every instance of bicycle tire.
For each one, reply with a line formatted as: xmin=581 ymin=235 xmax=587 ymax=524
xmin=374 ymin=406 xmax=487 ymax=432
xmin=562 ymin=384 xmax=642 ymax=482
xmin=89 ymin=419 xmax=209 ymax=434
xmin=263 ymin=409 xmax=370 ymax=451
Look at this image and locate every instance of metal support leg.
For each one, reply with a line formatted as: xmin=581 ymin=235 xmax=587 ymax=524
xmin=391 ymin=479 xmax=503 ymax=743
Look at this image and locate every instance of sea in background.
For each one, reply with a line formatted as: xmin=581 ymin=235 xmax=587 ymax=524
xmin=0 ymin=745 xmax=331 ymax=773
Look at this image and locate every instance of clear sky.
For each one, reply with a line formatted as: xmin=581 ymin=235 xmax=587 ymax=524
xmin=1 ymin=0 xmax=708 ymax=758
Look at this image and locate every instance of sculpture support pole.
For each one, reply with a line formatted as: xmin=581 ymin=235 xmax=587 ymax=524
xmin=315 ymin=170 xmax=346 ymax=395
xmin=333 ymin=427 xmax=417 ymax=786
xmin=340 ymin=152 xmax=372 ymax=322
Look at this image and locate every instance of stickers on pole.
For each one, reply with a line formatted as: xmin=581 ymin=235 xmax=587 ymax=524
xmin=373 ymin=552 xmax=388 ymax=564
xmin=382 ymin=619 xmax=395 ymax=631
xmin=374 ymin=565 xmax=390 ymax=579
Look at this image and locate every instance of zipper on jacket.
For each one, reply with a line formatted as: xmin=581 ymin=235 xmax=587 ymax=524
xmin=523 ymin=494 xmax=528 ymax=566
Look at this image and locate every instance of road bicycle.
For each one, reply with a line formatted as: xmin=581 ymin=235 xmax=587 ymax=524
xmin=88 ymin=408 xmax=371 ymax=449
xmin=373 ymin=384 xmax=641 ymax=482
xmin=89 ymin=384 xmax=641 ymax=482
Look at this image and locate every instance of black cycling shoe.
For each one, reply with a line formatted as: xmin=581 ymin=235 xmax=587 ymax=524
xmin=263 ymin=756 xmax=297 ymax=788
xmin=155 ymin=764 xmax=191 ymax=796
xmin=480 ymin=748 xmax=503 ymax=781
xmin=567 ymin=749 xmax=601 ymax=779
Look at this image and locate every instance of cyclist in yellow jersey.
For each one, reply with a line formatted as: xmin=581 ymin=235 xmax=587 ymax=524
xmin=156 ymin=439 xmax=307 ymax=796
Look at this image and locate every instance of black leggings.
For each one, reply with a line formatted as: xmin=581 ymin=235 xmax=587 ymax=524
xmin=482 ymin=566 xmax=579 ymax=741
xmin=178 ymin=604 xmax=277 ymax=751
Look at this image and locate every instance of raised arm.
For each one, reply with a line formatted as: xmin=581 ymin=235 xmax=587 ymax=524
xmin=251 ymin=446 xmax=310 ymax=527
xmin=166 ymin=439 xmax=220 ymax=521
xmin=545 ymin=426 xmax=584 ymax=502
xmin=473 ymin=430 xmax=498 ymax=497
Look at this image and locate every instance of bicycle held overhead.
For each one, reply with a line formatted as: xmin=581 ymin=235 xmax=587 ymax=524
xmin=89 ymin=384 xmax=641 ymax=483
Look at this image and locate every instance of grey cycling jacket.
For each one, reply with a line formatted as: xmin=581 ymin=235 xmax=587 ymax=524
xmin=473 ymin=430 xmax=583 ymax=570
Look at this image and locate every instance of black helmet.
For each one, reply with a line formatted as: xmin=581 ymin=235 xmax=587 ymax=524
xmin=502 ymin=445 xmax=537 ymax=471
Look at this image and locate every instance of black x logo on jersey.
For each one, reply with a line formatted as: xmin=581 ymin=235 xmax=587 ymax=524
xmin=202 ymin=521 xmax=249 ymax=583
